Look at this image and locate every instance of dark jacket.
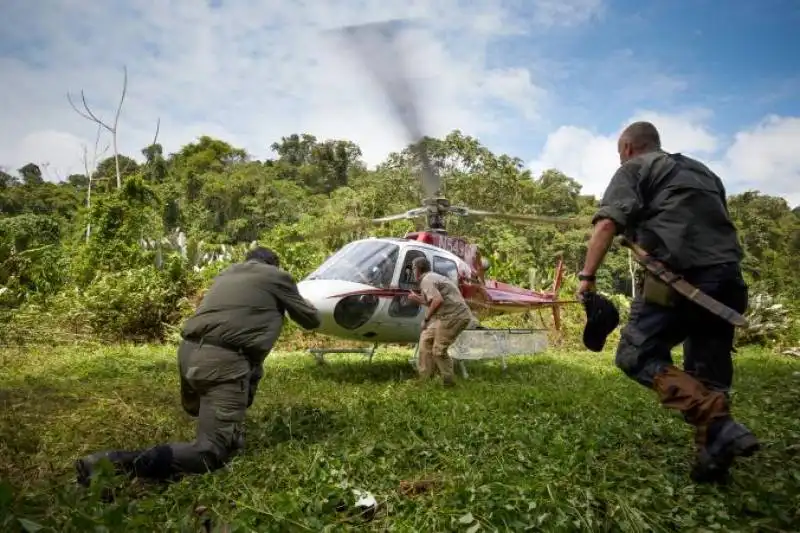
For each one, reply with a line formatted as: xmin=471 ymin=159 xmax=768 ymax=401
xmin=593 ymin=150 xmax=743 ymax=272
xmin=181 ymin=260 xmax=320 ymax=361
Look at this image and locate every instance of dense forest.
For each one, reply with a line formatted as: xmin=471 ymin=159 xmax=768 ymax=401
xmin=1 ymin=129 xmax=798 ymax=353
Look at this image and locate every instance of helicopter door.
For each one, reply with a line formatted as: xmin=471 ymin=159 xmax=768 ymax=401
xmin=432 ymin=254 xmax=459 ymax=283
xmin=387 ymin=248 xmax=427 ymax=320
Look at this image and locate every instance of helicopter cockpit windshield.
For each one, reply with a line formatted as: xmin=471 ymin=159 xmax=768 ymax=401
xmin=304 ymin=240 xmax=400 ymax=288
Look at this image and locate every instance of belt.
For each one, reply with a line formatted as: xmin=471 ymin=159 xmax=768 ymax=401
xmin=184 ymin=335 xmax=244 ymax=355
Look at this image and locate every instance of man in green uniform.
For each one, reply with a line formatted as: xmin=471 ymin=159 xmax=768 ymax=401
xmin=407 ymin=256 xmax=474 ymax=386
xmin=74 ymin=246 xmax=320 ymax=485
xmin=577 ymin=121 xmax=759 ymax=484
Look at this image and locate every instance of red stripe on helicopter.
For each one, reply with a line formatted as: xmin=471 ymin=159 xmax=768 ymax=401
xmin=327 ymin=287 xmax=579 ymax=306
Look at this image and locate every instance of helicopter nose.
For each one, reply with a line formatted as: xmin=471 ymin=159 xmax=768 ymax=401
xmin=296 ymin=279 xmax=382 ymax=333
xmin=297 ymin=280 xmax=337 ymax=316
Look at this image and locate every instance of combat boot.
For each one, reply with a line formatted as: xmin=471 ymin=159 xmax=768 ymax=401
xmin=76 ymin=445 xmax=178 ymax=486
xmin=684 ymin=389 xmax=730 ymax=455
xmin=652 ymin=365 xmax=759 ymax=483
xmin=75 ymin=450 xmax=143 ymax=487
xmin=690 ymin=417 xmax=760 ymax=484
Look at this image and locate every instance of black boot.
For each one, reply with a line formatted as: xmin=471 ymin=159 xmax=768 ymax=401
xmin=76 ymin=445 xmax=178 ymax=486
xmin=690 ymin=417 xmax=760 ymax=484
xmin=75 ymin=450 xmax=144 ymax=487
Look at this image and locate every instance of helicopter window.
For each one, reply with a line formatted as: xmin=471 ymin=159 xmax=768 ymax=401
xmin=305 ymin=240 xmax=399 ymax=288
xmin=397 ymin=249 xmax=426 ymax=288
xmin=389 ymin=249 xmax=427 ymax=318
xmin=433 ymin=256 xmax=458 ymax=283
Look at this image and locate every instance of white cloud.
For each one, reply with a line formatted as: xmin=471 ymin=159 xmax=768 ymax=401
xmin=529 ymin=109 xmax=719 ymax=197
xmin=714 ymin=115 xmax=800 ymax=207
xmin=0 ymin=0 xmax=600 ymax=180
xmin=2 ymin=0 xmax=796 ymax=209
xmin=529 ymin=111 xmax=800 ymax=208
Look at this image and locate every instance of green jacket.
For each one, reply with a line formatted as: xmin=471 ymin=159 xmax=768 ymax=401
xmin=181 ymin=260 xmax=320 ymax=361
xmin=593 ymin=150 xmax=743 ymax=272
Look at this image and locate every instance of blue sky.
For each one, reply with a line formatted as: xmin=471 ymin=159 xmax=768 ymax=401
xmin=501 ymin=0 xmax=799 ymax=134
xmin=1 ymin=0 xmax=798 ymax=205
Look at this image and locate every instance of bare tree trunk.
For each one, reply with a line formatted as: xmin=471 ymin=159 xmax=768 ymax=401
xmin=84 ymin=146 xmax=91 ymax=242
xmin=81 ymin=124 xmax=110 ymax=242
xmin=152 ymin=117 xmax=160 ymax=147
xmin=68 ymin=66 xmax=128 ymax=189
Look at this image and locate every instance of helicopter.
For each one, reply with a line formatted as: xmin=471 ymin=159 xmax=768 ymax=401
xmin=294 ymin=19 xmax=587 ymax=364
xmin=296 ymin=197 xmax=579 ymax=348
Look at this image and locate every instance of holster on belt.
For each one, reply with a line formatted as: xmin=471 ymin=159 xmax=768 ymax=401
xmin=642 ymin=272 xmax=678 ymax=307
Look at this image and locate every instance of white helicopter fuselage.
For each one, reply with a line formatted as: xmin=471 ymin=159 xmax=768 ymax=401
xmin=296 ymin=237 xmax=470 ymax=344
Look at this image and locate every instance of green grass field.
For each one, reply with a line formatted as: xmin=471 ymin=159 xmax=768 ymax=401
xmin=1 ymin=344 xmax=799 ymax=532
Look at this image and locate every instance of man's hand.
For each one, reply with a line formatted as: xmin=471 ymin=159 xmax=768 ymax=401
xmin=577 ymin=278 xmax=596 ymax=300
xmin=407 ymin=291 xmax=424 ymax=305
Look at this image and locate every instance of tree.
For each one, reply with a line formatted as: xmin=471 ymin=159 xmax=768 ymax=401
xmin=18 ymin=163 xmax=44 ymax=186
xmin=67 ymin=66 xmax=129 ymax=189
xmin=0 ymin=169 xmax=17 ymax=189
xmin=80 ymin=124 xmax=110 ymax=242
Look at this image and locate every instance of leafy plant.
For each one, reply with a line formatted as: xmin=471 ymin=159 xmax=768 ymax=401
xmin=79 ymin=258 xmax=199 ymax=342
xmin=736 ymin=293 xmax=795 ymax=347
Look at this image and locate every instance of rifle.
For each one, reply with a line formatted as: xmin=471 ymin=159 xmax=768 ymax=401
xmin=617 ymin=236 xmax=749 ymax=328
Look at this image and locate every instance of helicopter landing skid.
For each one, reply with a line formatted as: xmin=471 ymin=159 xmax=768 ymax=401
xmin=309 ymin=343 xmax=379 ymax=365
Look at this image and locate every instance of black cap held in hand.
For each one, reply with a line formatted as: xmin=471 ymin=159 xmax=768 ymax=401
xmin=582 ymin=291 xmax=620 ymax=352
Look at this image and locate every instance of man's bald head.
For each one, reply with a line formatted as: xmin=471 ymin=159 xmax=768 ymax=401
xmin=617 ymin=121 xmax=661 ymax=163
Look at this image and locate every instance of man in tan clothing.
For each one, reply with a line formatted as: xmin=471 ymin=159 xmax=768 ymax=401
xmin=407 ymin=256 xmax=474 ymax=386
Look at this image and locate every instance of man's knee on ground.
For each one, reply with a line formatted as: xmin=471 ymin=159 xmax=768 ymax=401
xmin=193 ymin=436 xmax=238 ymax=472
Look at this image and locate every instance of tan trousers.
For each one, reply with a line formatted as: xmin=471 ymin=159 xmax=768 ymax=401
xmin=417 ymin=316 xmax=471 ymax=381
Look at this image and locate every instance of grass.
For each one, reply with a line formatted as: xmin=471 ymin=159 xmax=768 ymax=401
xmin=1 ymin=343 xmax=799 ymax=532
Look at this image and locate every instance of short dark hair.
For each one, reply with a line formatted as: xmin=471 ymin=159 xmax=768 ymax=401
xmin=412 ymin=256 xmax=430 ymax=273
xmin=246 ymin=246 xmax=280 ymax=267
xmin=620 ymin=121 xmax=661 ymax=152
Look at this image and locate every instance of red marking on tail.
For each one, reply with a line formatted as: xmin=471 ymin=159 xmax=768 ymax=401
xmin=551 ymin=257 xmax=565 ymax=330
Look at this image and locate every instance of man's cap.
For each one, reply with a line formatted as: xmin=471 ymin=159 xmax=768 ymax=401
xmin=581 ymin=291 xmax=620 ymax=352
xmin=246 ymin=246 xmax=280 ymax=267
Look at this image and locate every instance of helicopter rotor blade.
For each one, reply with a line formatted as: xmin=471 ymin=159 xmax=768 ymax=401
xmin=299 ymin=212 xmax=421 ymax=241
xmin=371 ymin=207 xmax=428 ymax=223
xmin=329 ymin=19 xmax=441 ymax=199
xmin=446 ymin=206 xmax=592 ymax=226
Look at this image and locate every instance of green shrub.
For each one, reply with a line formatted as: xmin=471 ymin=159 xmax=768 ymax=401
xmin=80 ymin=257 xmax=200 ymax=342
xmin=0 ymin=214 xmax=68 ymax=307
xmin=736 ymin=293 xmax=797 ymax=348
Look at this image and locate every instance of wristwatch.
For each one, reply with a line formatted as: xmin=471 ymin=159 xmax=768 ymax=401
xmin=578 ymin=273 xmax=596 ymax=281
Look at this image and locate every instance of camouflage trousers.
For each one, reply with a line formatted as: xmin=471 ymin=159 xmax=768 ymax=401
xmin=418 ymin=315 xmax=471 ymax=382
